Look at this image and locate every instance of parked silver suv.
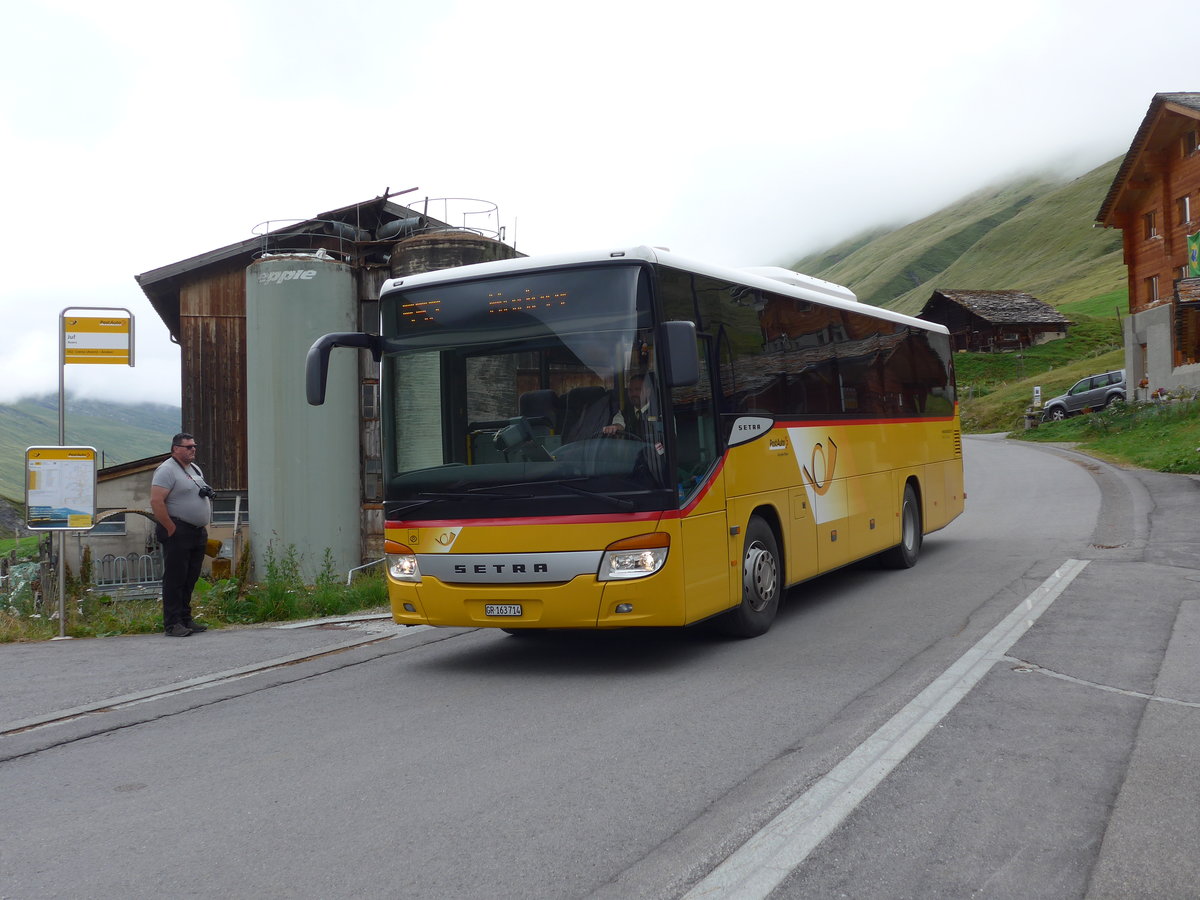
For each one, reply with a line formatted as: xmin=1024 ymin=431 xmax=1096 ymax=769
xmin=1042 ymin=369 xmax=1126 ymax=421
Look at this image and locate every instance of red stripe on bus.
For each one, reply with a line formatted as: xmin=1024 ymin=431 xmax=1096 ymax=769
xmin=387 ymin=511 xmax=666 ymax=528
xmin=773 ymin=415 xmax=957 ymax=427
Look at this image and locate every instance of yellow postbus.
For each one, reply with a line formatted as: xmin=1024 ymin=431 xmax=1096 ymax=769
xmin=306 ymin=246 xmax=964 ymax=637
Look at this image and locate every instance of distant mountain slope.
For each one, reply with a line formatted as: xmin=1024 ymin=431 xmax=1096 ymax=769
xmin=0 ymin=396 xmax=179 ymax=503
xmin=792 ymin=157 xmax=1127 ymax=316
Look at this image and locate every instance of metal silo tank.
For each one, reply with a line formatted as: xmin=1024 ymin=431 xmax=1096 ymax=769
xmin=245 ymin=254 xmax=359 ymax=581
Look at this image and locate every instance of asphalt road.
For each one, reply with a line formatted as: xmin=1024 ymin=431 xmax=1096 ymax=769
xmin=2 ymin=435 xmax=1198 ymax=899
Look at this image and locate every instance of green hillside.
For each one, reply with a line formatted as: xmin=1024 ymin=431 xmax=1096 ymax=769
xmin=0 ymin=396 xmax=179 ymax=502
xmin=792 ymin=157 xmax=1127 ymax=316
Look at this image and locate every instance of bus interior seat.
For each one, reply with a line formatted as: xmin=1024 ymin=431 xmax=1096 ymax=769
xmin=519 ymin=389 xmax=561 ymax=435
xmin=562 ymin=385 xmax=612 ymax=442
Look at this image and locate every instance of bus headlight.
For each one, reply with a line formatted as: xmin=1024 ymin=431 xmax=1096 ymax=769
xmin=385 ymin=542 xmax=421 ymax=583
xmin=598 ymin=532 xmax=669 ymax=581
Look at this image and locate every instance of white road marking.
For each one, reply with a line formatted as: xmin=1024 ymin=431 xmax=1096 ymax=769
xmin=684 ymin=558 xmax=1090 ymax=899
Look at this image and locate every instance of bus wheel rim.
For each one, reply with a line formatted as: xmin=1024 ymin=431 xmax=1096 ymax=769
xmin=902 ymin=502 xmax=917 ymax=550
xmin=744 ymin=542 xmax=777 ymax=611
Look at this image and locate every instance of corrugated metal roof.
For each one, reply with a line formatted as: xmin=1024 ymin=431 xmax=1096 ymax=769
xmin=134 ymin=195 xmax=444 ymax=341
xmin=922 ymin=289 xmax=1071 ymax=325
xmin=98 ymin=453 xmax=168 ymax=481
xmin=1097 ymin=92 xmax=1200 ymax=225
xmin=1178 ymin=277 xmax=1200 ymax=304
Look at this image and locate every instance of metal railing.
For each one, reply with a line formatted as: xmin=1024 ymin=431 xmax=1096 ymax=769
xmin=405 ymin=198 xmax=505 ymax=241
xmin=92 ymin=551 xmax=164 ymax=599
xmin=346 ymin=558 xmax=384 ymax=586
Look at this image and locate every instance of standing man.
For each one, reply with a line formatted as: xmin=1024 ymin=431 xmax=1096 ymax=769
xmin=151 ymin=433 xmax=213 ymax=637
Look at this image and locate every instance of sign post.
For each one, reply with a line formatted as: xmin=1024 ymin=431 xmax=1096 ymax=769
xmin=60 ymin=309 xmax=134 ymax=444
xmin=51 ymin=307 xmax=135 ymax=639
xmin=25 ymin=447 xmax=98 ymax=638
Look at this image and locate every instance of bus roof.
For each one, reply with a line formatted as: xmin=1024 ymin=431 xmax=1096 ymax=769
xmin=379 ymin=245 xmax=949 ymax=335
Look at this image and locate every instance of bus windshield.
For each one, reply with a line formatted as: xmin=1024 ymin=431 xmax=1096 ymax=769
xmin=379 ymin=264 xmax=676 ymax=519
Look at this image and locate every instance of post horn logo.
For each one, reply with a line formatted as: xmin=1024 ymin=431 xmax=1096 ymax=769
xmin=801 ymin=438 xmax=838 ymax=496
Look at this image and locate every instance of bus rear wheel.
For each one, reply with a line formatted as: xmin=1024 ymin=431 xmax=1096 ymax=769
xmin=881 ymin=483 xmax=922 ymax=569
xmin=721 ymin=516 xmax=781 ymax=638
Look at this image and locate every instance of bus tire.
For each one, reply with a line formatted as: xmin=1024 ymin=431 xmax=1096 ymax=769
xmin=881 ymin=483 xmax=922 ymax=569
xmin=722 ymin=516 xmax=781 ymax=638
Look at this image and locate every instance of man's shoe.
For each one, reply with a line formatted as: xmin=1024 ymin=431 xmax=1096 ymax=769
xmin=165 ymin=623 xmax=193 ymax=637
xmin=183 ymin=620 xmax=207 ymax=633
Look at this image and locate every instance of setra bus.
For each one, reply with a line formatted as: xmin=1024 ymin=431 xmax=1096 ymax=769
xmin=306 ymin=246 xmax=964 ymax=637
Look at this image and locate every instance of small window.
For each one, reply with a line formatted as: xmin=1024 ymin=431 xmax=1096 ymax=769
xmin=364 ymin=458 xmax=383 ymax=502
xmin=361 ymin=381 xmax=380 ymax=419
xmin=1145 ymin=275 xmax=1160 ymax=302
xmin=211 ymin=494 xmax=249 ymax=526
xmin=1178 ymin=195 xmax=1192 ymax=226
xmin=1183 ymin=130 xmax=1198 ymax=157
xmin=91 ymin=513 xmax=127 ymax=535
xmin=1144 ymin=210 xmax=1158 ymax=239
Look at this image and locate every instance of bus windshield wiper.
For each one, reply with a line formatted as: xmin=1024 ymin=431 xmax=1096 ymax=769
xmin=385 ymin=498 xmax=438 ymax=516
xmin=414 ymin=489 xmax=533 ymax=500
xmin=498 ymin=477 xmax=636 ymax=510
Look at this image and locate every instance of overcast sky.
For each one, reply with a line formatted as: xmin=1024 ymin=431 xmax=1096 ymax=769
xmin=2 ymin=0 xmax=1195 ymax=406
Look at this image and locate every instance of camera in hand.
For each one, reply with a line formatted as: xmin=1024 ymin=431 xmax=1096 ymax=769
xmin=197 ymin=485 xmax=216 ymax=500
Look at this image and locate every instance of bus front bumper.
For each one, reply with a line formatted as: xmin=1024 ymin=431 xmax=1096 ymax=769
xmin=388 ymin=574 xmax=687 ymax=629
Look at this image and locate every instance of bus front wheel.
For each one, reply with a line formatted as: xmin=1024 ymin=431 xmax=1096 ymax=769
xmin=722 ymin=516 xmax=781 ymax=638
xmin=881 ymin=483 xmax=922 ymax=569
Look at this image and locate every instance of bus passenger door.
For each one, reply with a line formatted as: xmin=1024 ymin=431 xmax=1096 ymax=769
xmin=673 ymin=340 xmax=732 ymax=621
xmin=681 ymin=474 xmax=731 ymax=621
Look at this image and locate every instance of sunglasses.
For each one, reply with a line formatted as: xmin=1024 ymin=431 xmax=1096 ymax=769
xmin=175 ymin=444 xmax=198 ymax=450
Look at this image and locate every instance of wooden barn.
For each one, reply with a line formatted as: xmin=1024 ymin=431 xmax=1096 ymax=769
xmin=135 ymin=194 xmax=521 ymax=570
xmin=916 ymin=289 xmax=1070 ymax=352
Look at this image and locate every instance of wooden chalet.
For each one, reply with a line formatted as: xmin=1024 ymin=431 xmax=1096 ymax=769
xmin=1097 ymin=92 xmax=1200 ymax=394
xmin=916 ymin=289 xmax=1070 ymax=352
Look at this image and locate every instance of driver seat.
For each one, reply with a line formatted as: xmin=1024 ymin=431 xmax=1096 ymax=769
xmin=562 ymin=386 xmax=612 ymax=442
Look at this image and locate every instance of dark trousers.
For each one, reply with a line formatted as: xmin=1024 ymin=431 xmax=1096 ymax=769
xmin=159 ymin=519 xmax=207 ymax=628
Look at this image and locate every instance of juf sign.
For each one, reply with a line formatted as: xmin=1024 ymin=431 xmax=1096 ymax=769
xmin=62 ymin=316 xmax=133 ymax=365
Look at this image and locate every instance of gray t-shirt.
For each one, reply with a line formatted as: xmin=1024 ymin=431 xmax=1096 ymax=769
xmin=152 ymin=458 xmax=212 ymax=527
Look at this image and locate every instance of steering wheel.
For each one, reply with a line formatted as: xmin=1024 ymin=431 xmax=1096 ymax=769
xmin=590 ymin=429 xmax=643 ymax=441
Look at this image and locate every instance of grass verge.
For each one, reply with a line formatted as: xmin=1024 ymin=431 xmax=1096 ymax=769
xmin=1012 ymin=396 xmax=1200 ymax=473
xmin=0 ymin=545 xmax=389 ymax=643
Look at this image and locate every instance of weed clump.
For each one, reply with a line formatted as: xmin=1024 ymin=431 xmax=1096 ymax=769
xmin=0 ymin=542 xmax=387 ymax=642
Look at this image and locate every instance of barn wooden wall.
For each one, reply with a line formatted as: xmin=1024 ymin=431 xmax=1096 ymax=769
xmin=179 ymin=264 xmax=247 ymax=491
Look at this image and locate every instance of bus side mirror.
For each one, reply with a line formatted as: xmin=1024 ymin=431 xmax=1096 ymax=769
xmin=659 ymin=320 xmax=699 ymax=388
xmin=305 ymin=332 xmax=382 ymax=405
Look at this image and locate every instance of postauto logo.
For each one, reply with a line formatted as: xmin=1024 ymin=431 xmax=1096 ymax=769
xmin=257 ymin=269 xmax=317 ymax=286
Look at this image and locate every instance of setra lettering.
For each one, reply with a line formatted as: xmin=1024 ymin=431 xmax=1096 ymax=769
xmin=451 ymin=562 xmax=551 ymax=575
